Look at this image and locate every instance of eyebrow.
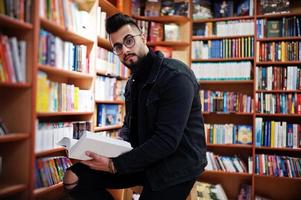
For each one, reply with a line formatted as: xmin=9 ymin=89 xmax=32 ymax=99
xmin=112 ymin=34 xmax=133 ymax=47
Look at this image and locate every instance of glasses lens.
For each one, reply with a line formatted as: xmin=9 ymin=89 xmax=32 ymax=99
xmin=124 ymin=36 xmax=135 ymax=48
xmin=113 ymin=44 xmax=123 ymax=55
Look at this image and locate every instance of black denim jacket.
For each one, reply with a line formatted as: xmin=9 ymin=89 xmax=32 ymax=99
xmin=113 ymin=51 xmax=207 ymax=191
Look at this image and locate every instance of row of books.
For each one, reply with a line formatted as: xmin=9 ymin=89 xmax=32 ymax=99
xmin=39 ymin=0 xmax=92 ymax=37
xmin=255 ymin=154 xmax=301 ymax=178
xmin=259 ymin=0 xmax=290 ymax=15
xmin=0 ymin=34 xmax=26 ymax=83
xmin=96 ymin=47 xmax=129 ymax=78
xmin=35 ymin=156 xmax=72 ymax=188
xmin=192 ymin=0 xmax=253 ymax=19
xmin=256 ymin=41 xmax=301 ymax=62
xmin=193 ymin=20 xmax=254 ymax=37
xmin=255 ymin=92 xmax=301 ymax=114
xmin=132 ymin=0 xmax=189 ymax=17
xmin=257 ymin=17 xmax=301 ymax=38
xmin=97 ymin=6 xmax=107 ymax=39
xmin=192 ymin=37 xmax=254 ymax=59
xmin=36 ymin=71 xmax=93 ymax=113
xmin=35 ymin=121 xmax=92 ymax=152
xmin=39 ymin=30 xmax=89 ymax=74
xmin=95 ymin=76 xmax=126 ymax=101
xmin=0 ymin=0 xmax=31 ymax=22
xmin=256 ymin=66 xmax=301 ymax=91
xmin=200 ymin=90 xmax=253 ymax=113
xmin=204 ymin=124 xmax=252 ymax=145
xmin=205 ymin=151 xmax=250 ymax=173
xmin=97 ymin=104 xmax=124 ymax=127
xmin=147 ymin=22 xmax=180 ymax=42
xmin=192 ymin=62 xmax=252 ymax=80
xmin=255 ymin=118 xmax=301 ymax=148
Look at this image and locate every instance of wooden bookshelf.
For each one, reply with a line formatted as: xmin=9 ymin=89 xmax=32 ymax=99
xmin=96 ymin=70 xmax=128 ymax=80
xmin=256 ymin=36 xmax=301 ymax=41
xmin=0 ymin=184 xmax=27 ymax=198
xmin=256 ymin=12 xmax=301 ymax=19
xmin=256 ymin=90 xmax=301 ymax=93
xmin=199 ymin=80 xmax=253 ymax=85
xmin=0 ymin=14 xmax=33 ymax=30
xmin=97 ymin=37 xmax=112 ymax=51
xmin=35 ymin=147 xmax=66 ymax=158
xmin=94 ymin=124 xmax=123 ymax=132
xmin=99 ymin=0 xmax=120 ymax=16
xmin=34 ymin=182 xmax=65 ymax=200
xmin=0 ymin=133 xmax=29 ymax=143
xmin=256 ymin=61 xmax=301 ymax=65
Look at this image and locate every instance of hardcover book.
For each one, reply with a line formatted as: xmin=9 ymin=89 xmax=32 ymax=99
xmin=57 ymin=131 xmax=132 ymax=160
xmin=266 ymin=20 xmax=282 ymax=37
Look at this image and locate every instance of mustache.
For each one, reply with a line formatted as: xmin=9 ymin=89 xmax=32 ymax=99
xmin=124 ymin=53 xmax=136 ymax=61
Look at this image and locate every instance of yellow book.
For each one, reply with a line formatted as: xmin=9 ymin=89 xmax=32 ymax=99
xmin=74 ymin=86 xmax=79 ymax=111
xmin=281 ymin=41 xmax=286 ymax=61
xmin=36 ymin=72 xmax=49 ymax=112
xmin=271 ymin=121 xmax=275 ymax=147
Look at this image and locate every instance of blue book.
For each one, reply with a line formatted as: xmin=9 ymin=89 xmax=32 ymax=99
xmin=105 ymin=104 xmax=118 ymax=125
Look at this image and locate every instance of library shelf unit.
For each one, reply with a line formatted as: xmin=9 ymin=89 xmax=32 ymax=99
xmin=253 ymin=0 xmax=301 ymax=199
xmin=0 ymin=0 xmax=38 ymax=199
xmin=35 ymin=147 xmax=67 ymax=158
xmin=33 ymin=182 xmax=64 ymax=200
xmin=191 ymin=0 xmax=256 ymax=199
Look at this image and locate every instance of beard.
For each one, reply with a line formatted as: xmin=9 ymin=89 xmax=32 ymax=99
xmin=121 ymin=53 xmax=145 ymax=72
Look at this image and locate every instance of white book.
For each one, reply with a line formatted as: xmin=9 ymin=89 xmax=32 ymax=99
xmin=57 ymin=131 xmax=132 ymax=160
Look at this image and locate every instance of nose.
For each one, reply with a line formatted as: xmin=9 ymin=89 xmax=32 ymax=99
xmin=122 ymin=44 xmax=131 ymax=53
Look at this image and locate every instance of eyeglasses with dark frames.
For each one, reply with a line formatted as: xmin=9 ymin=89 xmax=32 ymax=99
xmin=112 ymin=34 xmax=142 ymax=55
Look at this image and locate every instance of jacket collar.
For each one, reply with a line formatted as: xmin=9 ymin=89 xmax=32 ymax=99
xmin=145 ymin=50 xmax=164 ymax=84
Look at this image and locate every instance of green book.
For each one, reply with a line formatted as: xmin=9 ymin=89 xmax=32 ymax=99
xmin=266 ymin=20 xmax=282 ymax=38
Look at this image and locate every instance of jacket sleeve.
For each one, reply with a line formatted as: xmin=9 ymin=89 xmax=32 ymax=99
xmin=118 ymin=114 xmax=130 ymax=142
xmin=113 ymin=74 xmax=196 ymax=174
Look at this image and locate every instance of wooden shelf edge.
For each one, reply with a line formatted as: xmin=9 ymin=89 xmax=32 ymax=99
xmin=96 ymin=70 xmax=128 ymax=80
xmin=199 ymin=80 xmax=253 ymax=84
xmin=0 ymin=184 xmax=27 ymax=197
xmin=256 ymin=12 xmax=301 ymax=19
xmin=255 ymin=113 xmax=301 ymax=117
xmin=193 ymin=15 xmax=254 ymax=23
xmin=256 ymin=90 xmax=301 ymax=93
xmin=192 ymin=57 xmax=254 ymax=62
xmin=35 ymin=147 xmax=66 ymax=158
xmin=192 ymin=35 xmax=254 ymax=40
xmin=0 ymin=82 xmax=31 ymax=88
xmin=203 ymin=112 xmax=253 ymax=116
xmin=34 ymin=182 xmax=63 ymax=197
xmin=97 ymin=37 xmax=112 ymax=50
xmin=133 ymin=15 xmax=189 ymax=24
xmin=201 ymin=170 xmax=252 ymax=177
xmin=147 ymin=41 xmax=190 ymax=47
xmin=0 ymin=133 xmax=29 ymax=143
xmin=95 ymin=100 xmax=125 ymax=104
xmin=207 ymin=144 xmax=253 ymax=149
xmin=254 ymin=175 xmax=301 ymax=181
xmin=37 ymin=111 xmax=94 ymax=117
xmin=255 ymin=146 xmax=301 ymax=152
xmin=256 ymin=61 xmax=301 ymax=65
xmin=99 ymin=0 xmax=120 ymax=16
xmin=94 ymin=124 xmax=123 ymax=131
xmin=38 ymin=65 xmax=94 ymax=79
xmin=257 ymin=36 xmax=301 ymax=41
xmin=0 ymin=14 xmax=33 ymax=29
xmin=40 ymin=18 xmax=94 ymax=45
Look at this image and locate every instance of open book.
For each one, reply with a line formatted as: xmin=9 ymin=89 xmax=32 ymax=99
xmin=57 ymin=131 xmax=132 ymax=160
